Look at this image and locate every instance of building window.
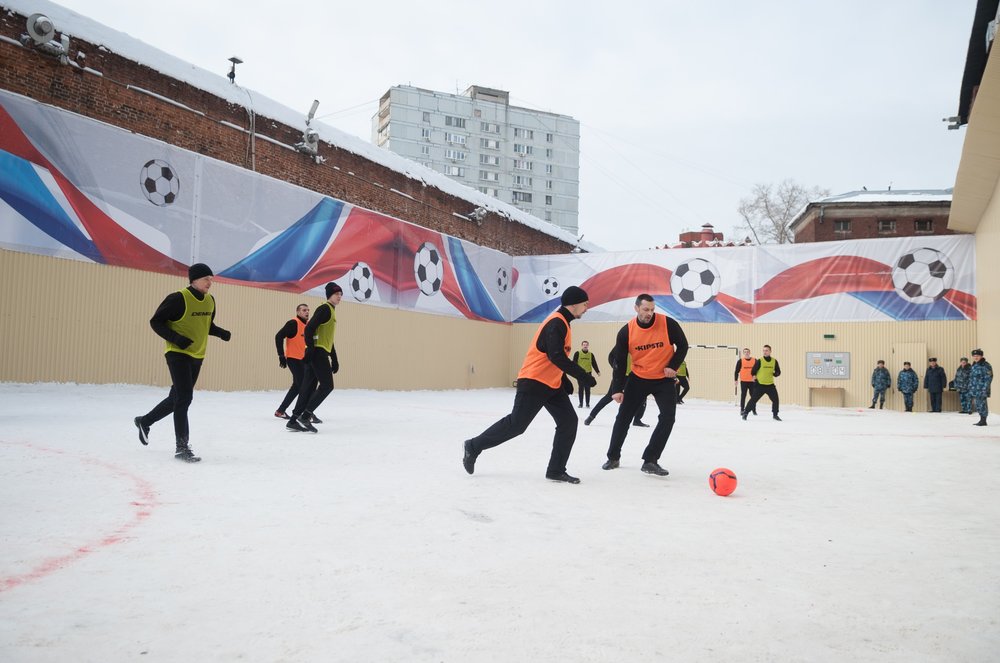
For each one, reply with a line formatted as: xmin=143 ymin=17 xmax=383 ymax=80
xmin=480 ymin=122 xmax=501 ymax=134
xmin=480 ymin=154 xmax=501 ymax=166
xmin=834 ymin=219 xmax=851 ymax=234
xmin=513 ymin=191 xmax=533 ymax=203
xmin=445 ymin=116 xmax=466 ymax=128
xmin=420 ymin=145 xmax=430 ymax=156
xmin=513 ymin=128 xmax=534 ymax=139
xmin=513 ymin=143 xmax=534 ymax=155
xmin=444 ymin=149 xmax=466 ymax=161
xmin=915 ymin=218 xmax=933 ymax=233
xmin=479 ymin=170 xmax=500 ymax=182
xmin=421 ymin=128 xmax=431 ymax=140
xmin=877 ymin=219 xmax=896 ymax=234
xmin=545 ymin=211 xmax=552 ymax=221
xmin=513 ymin=159 xmax=533 ymax=171
xmin=545 ymin=195 xmax=553 ymax=205
xmin=546 ymin=180 xmax=553 ymax=190
xmin=545 ymin=164 xmax=553 ymax=174
xmin=545 ymin=148 xmax=553 ymax=158
xmin=443 ymin=165 xmax=465 ymax=177
xmin=444 ymin=132 xmax=467 ymax=145
xmin=480 ymin=138 xmax=500 ymax=150
xmin=422 ymin=112 xmax=430 ymax=122
xmin=512 ymin=175 xmax=532 ymax=188
xmin=546 ymin=133 xmax=553 ymax=142
xmin=478 ymin=186 xmax=499 ymax=197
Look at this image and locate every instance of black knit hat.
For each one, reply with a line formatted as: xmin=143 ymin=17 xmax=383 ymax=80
xmin=560 ymin=285 xmax=589 ymax=306
xmin=325 ymin=282 xmax=343 ymax=298
xmin=972 ymin=348 xmax=984 ymax=356
xmin=188 ymin=263 xmax=213 ymax=282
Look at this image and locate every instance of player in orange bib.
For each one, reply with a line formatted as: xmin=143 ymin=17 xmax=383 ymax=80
xmin=274 ymin=303 xmax=310 ymax=419
xmin=603 ymin=293 xmax=689 ymax=476
xmin=463 ymin=286 xmax=596 ymax=483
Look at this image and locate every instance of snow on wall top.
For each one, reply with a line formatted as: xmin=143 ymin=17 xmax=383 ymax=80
xmin=812 ymin=189 xmax=954 ymax=205
xmin=2 ymin=0 xmax=595 ymax=251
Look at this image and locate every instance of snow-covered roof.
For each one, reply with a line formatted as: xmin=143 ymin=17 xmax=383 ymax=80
xmin=2 ymin=0 xmax=597 ymax=251
xmin=811 ymin=189 xmax=953 ymax=205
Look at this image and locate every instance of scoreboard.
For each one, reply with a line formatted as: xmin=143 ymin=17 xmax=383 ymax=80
xmin=806 ymin=352 xmax=850 ymax=379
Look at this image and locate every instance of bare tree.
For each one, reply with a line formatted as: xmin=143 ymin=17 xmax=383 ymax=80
xmin=737 ymin=179 xmax=830 ymax=244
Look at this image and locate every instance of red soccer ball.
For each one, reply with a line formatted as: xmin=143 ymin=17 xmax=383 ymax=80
xmin=709 ymin=467 xmax=737 ymax=496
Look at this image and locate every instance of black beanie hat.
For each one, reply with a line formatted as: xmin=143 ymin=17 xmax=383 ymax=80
xmin=972 ymin=348 xmax=984 ymax=356
xmin=325 ymin=282 xmax=343 ymax=298
xmin=560 ymin=285 xmax=588 ymax=306
xmin=188 ymin=263 xmax=213 ymax=282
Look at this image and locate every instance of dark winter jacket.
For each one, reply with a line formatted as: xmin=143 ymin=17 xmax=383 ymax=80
xmin=954 ymin=363 xmax=972 ymax=392
xmin=969 ymin=359 xmax=994 ymax=398
xmin=897 ymin=368 xmax=919 ymax=395
xmin=923 ymin=365 xmax=947 ymax=393
xmin=871 ymin=367 xmax=891 ymax=391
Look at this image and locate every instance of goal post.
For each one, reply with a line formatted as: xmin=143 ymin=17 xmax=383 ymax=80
xmin=683 ymin=344 xmax=742 ymax=405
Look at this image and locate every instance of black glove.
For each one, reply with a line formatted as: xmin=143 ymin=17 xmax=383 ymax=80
xmin=278 ymin=356 xmax=287 ymax=369
xmin=217 ymin=328 xmax=232 ymax=342
xmin=562 ymin=375 xmax=574 ymax=395
xmin=330 ymin=356 xmax=339 ymax=374
xmin=586 ymin=374 xmax=597 ymax=388
xmin=175 ymin=336 xmax=193 ymax=349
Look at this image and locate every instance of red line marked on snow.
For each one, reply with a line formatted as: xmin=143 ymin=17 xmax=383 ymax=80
xmin=0 ymin=440 xmax=159 ymax=593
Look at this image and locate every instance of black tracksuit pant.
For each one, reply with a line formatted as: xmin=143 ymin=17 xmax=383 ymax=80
xmin=577 ymin=374 xmax=594 ymax=407
xmin=292 ymin=349 xmax=334 ymax=419
xmin=277 ymin=358 xmax=306 ymax=413
xmin=467 ymin=378 xmax=578 ymax=476
xmin=676 ymin=376 xmax=690 ymax=401
xmin=589 ymin=391 xmax=646 ymax=423
xmin=745 ymin=383 xmax=779 ymax=416
xmin=142 ymin=351 xmax=203 ymax=445
xmin=739 ymin=380 xmax=756 ymax=412
xmin=606 ymin=375 xmax=677 ymax=463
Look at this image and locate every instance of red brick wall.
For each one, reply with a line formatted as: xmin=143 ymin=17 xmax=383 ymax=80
xmin=0 ymin=12 xmax=573 ymax=256
xmin=793 ymin=207 xmax=958 ymax=243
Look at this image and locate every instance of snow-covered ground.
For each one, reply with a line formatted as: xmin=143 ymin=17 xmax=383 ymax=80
xmin=1 ymin=383 xmax=998 ymax=662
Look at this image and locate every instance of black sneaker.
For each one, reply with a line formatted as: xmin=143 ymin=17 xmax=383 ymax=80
xmin=601 ymin=459 xmax=619 ymax=470
xmin=463 ymin=439 xmax=479 ymax=475
xmin=584 ymin=416 xmax=594 ymax=426
xmin=310 ymin=414 xmax=323 ymax=424
xmin=297 ymin=415 xmax=318 ymax=433
xmin=545 ymin=472 xmax=581 ymax=484
xmin=633 ymin=421 xmax=650 ymax=428
xmin=286 ymin=418 xmax=307 ymax=432
xmin=641 ymin=462 xmax=669 ymax=476
xmin=676 ymin=399 xmax=684 ymax=404
xmin=134 ymin=416 xmax=150 ymax=446
xmin=741 ymin=410 xmax=748 ymax=421
xmin=274 ymin=410 xmax=290 ymax=419
xmin=175 ymin=448 xmax=201 ymax=463
xmin=773 ymin=414 xmax=782 ymax=421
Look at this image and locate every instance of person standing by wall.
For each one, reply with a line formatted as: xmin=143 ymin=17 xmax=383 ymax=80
xmin=741 ymin=345 xmax=782 ymax=421
xmin=869 ymin=360 xmax=891 ymax=409
xmin=274 ymin=303 xmax=310 ymax=419
xmin=462 ymin=286 xmax=595 ymax=483
xmin=897 ymin=362 xmax=919 ymax=412
xmin=970 ymin=349 xmax=994 ymax=426
xmin=924 ymin=358 xmax=947 ymax=413
xmin=734 ymin=348 xmax=757 ymax=416
xmin=133 ymin=263 xmax=231 ymax=462
xmin=954 ymin=357 xmax=973 ymax=414
xmin=675 ymin=361 xmax=690 ymax=404
xmin=571 ymin=340 xmax=601 ymax=409
xmin=602 ymin=293 xmax=689 ymax=476
xmin=286 ymin=283 xmax=342 ymax=433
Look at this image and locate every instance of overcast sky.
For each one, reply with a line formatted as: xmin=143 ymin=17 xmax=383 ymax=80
xmin=50 ymin=0 xmax=976 ymax=251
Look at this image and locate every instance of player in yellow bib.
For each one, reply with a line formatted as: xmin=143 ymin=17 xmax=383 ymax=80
xmin=286 ymin=282 xmax=343 ymax=433
xmin=134 ymin=263 xmax=231 ymax=462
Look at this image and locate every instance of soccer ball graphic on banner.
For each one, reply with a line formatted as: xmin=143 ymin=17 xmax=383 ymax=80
xmin=670 ymin=258 xmax=721 ymax=308
xmin=348 ymin=262 xmax=375 ymax=302
xmin=140 ymin=159 xmax=179 ymax=206
xmin=497 ymin=267 xmax=509 ymax=293
xmin=890 ymin=248 xmax=955 ymax=304
xmin=542 ymin=277 xmax=560 ymax=296
xmin=414 ymin=242 xmax=443 ymax=296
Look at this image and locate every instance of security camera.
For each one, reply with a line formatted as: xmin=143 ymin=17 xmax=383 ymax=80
xmin=26 ymin=13 xmax=55 ymax=45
